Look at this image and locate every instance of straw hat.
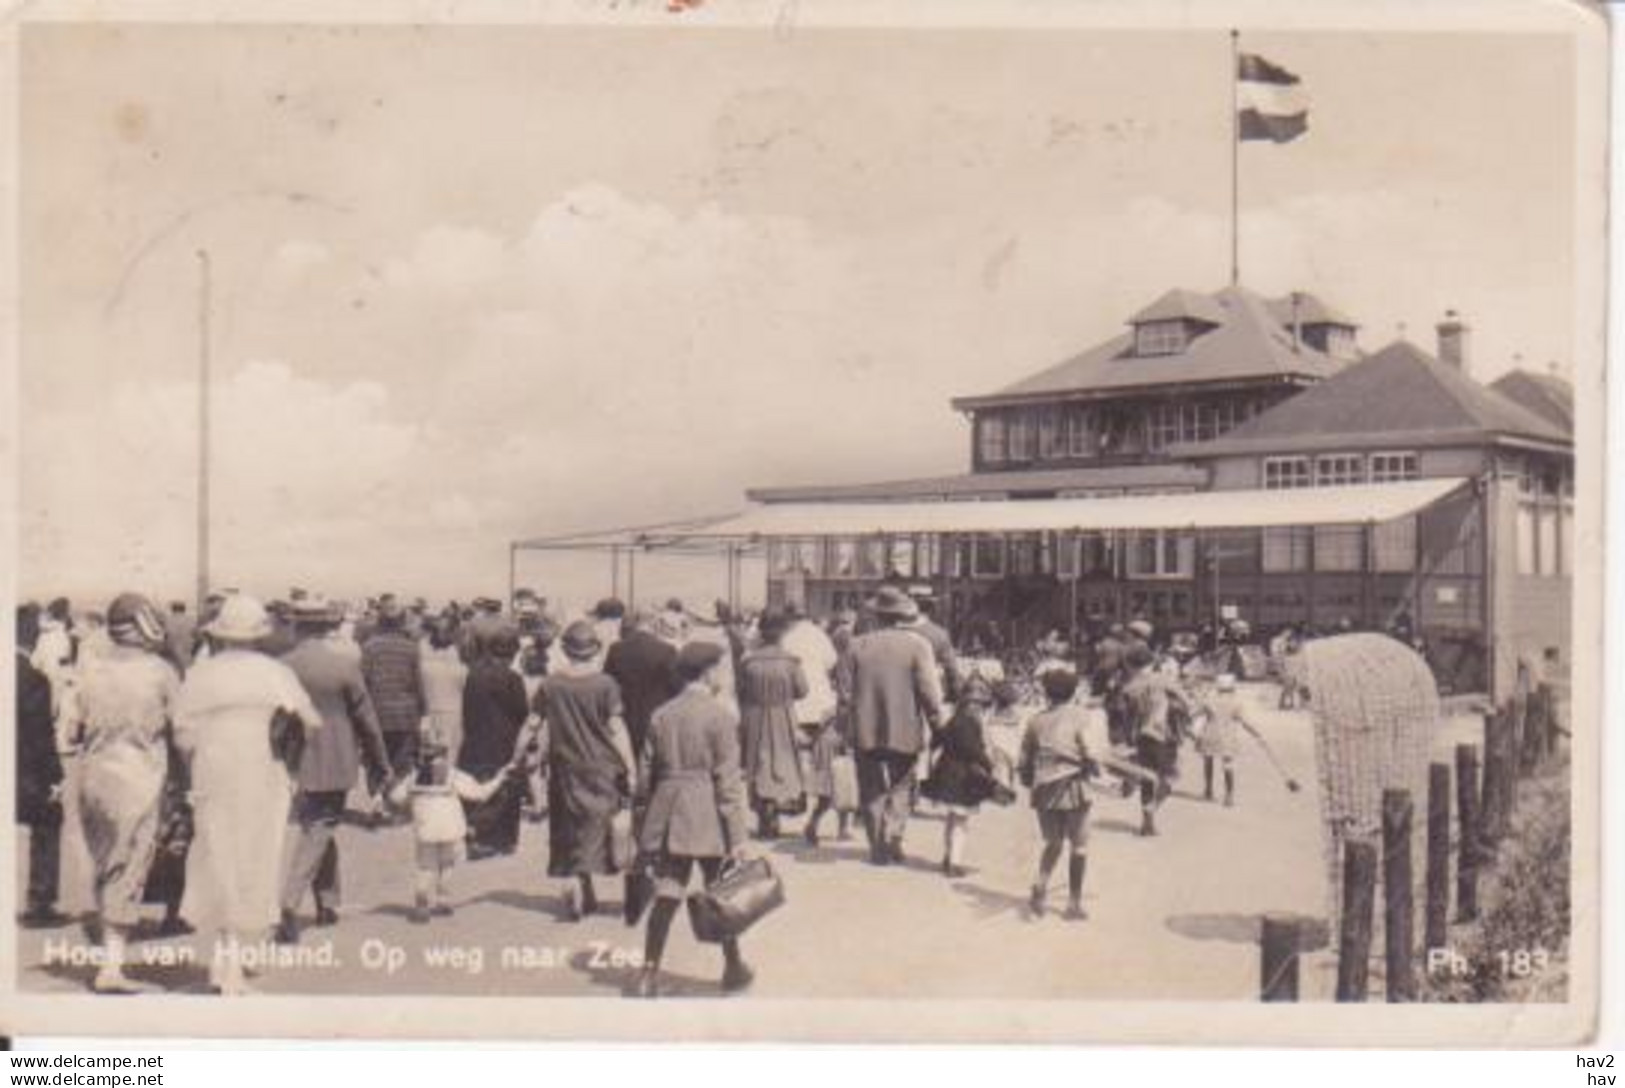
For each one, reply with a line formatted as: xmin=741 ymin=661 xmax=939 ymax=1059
xmin=206 ymin=595 xmax=273 ymax=643
xmin=1216 ymin=673 xmax=1238 ymax=692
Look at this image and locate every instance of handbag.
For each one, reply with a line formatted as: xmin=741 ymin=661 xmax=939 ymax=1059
xmin=686 ymin=857 xmax=786 ymax=943
xmin=829 ymin=753 xmax=860 ymax=812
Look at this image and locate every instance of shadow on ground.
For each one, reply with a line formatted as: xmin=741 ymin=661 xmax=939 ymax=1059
xmin=1166 ymin=911 xmax=1330 ymax=950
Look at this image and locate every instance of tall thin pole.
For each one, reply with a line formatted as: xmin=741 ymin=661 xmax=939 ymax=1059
xmin=1229 ymin=29 xmax=1241 ymax=286
xmin=195 ymin=250 xmax=212 ymax=614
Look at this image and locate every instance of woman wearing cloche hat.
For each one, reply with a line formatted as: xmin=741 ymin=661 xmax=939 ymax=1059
xmin=529 ymin=620 xmax=636 ymax=921
xmin=67 ymin=593 xmax=179 ymax=994
xmin=171 ymin=595 xmax=321 ymax=994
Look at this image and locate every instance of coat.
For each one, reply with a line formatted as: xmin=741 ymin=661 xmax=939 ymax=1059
xmin=837 ymin=626 xmax=943 ymax=756
xmin=15 ymin=652 xmax=62 ymax=825
xmin=539 ymin=668 xmax=627 ymax=875
xmin=922 ymin=703 xmax=999 ymax=808
xmin=737 ymin=647 xmax=807 ymax=807
xmin=282 ymin=637 xmax=388 ymax=794
xmin=460 ymin=659 xmax=529 ymax=773
xmin=602 ymin=629 xmax=679 ymax=757
xmin=174 ymin=649 xmax=317 ymax=932
xmin=360 ymin=630 xmax=426 ymax=735
xmin=638 ymin=685 xmax=748 ymax=858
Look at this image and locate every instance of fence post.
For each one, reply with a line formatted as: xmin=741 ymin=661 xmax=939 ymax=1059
xmin=1335 ymin=840 xmax=1378 ymax=1002
xmin=1260 ymin=914 xmax=1301 ymax=1002
xmin=1480 ymin=709 xmax=1511 ymax=844
xmin=1454 ymin=743 xmax=1480 ymax=922
xmin=1425 ymin=763 xmax=1451 ymax=954
xmin=1382 ymin=788 xmax=1416 ymax=1002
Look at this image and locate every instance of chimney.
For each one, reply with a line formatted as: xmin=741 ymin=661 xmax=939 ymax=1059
xmin=1436 ymin=310 xmax=1470 ymax=371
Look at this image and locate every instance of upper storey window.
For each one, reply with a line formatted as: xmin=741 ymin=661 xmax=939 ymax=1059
xmin=1134 ymin=319 xmax=1188 ymax=357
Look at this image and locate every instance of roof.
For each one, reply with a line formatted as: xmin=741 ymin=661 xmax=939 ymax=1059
xmin=1175 ymin=340 xmax=1573 ymax=457
xmin=1264 ymin=292 xmax=1357 ymax=328
xmin=1129 ymin=288 xmax=1229 ymax=326
xmin=518 ymin=478 xmax=1469 ymax=549
xmin=952 ymin=284 xmax=1346 ymax=410
xmin=745 ymin=463 xmax=1208 ymax=504
xmin=1489 ymin=369 xmax=1574 ymax=434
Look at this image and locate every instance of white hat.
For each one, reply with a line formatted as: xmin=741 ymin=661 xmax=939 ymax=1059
xmin=206 ymin=594 xmax=273 ymax=643
xmin=1216 ymin=673 xmax=1238 ymax=692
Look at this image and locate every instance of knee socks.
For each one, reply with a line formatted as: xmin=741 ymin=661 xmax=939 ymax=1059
xmin=644 ymin=897 xmax=679 ymax=967
xmin=1068 ymin=853 xmax=1088 ymax=904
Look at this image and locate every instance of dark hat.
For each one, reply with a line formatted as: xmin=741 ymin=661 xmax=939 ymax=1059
xmin=107 ymin=593 xmax=166 ymax=651
xmin=675 ymin=640 xmax=725 ymax=680
xmin=560 ymin=620 xmax=602 ymax=661
xmin=593 ymin=597 xmax=626 ymax=621
xmin=872 ymin=586 xmax=919 ymax=619
xmin=473 ymin=597 xmax=503 ymax=614
xmin=1040 ymin=667 xmax=1081 ymax=703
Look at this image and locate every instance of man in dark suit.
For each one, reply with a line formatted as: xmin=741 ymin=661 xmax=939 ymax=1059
xmin=278 ymin=598 xmax=389 ymax=942
xmin=836 ymin=586 xmax=943 ymax=865
xmin=15 ymin=605 xmax=68 ymax=928
xmin=603 ymin=608 xmax=680 ymax=759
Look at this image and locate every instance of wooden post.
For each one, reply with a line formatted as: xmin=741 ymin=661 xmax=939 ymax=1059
xmin=1382 ymin=788 xmax=1416 ymax=1002
xmin=1335 ymin=840 xmax=1378 ymax=1002
xmin=1425 ymin=763 xmax=1451 ymax=954
xmin=1454 ymin=743 xmax=1481 ymax=921
xmin=1259 ymin=913 xmax=1300 ymax=1002
xmin=1479 ymin=710 xmax=1509 ymax=845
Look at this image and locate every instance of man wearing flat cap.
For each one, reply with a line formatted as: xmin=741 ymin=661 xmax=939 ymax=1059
xmin=836 ymin=585 xmax=944 ymax=865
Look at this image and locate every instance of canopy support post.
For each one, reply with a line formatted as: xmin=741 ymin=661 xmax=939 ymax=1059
xmin=507 ymin=542 xmax=517 ymax=607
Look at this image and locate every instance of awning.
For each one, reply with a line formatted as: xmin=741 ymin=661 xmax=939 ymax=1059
xmin=515 ymin=477 xmax=1468 ymax=551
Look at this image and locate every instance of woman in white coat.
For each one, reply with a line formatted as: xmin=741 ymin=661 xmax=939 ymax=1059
xmin=173 ymin=595 xmax=320 ymax=995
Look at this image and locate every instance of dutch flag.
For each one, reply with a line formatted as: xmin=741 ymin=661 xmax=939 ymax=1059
xmin=1237 ymin=52 xmax=1308 ymax=143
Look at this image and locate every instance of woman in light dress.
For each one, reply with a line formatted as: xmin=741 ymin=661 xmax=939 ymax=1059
xmin=173 ymin=595 xmax=320 ymax=995
xmin=67 ymin=594 xmax=180 ymax=994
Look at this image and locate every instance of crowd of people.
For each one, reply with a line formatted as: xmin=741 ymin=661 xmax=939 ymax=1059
xmin=14 ymin=581 xmax=1307 ymax=999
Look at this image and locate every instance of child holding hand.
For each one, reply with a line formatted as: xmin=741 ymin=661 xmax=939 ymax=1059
xmin=388 ymin=735 xmax=514 ymax=923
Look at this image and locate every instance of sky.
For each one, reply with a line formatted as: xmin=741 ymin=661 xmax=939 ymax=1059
xmin=17 ymin=19 xmax=1582 ymax=610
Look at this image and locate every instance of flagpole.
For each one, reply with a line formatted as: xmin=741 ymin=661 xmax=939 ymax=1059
xmin=196 ymin=249 xmax=212 ymax=616
xmin=1229 ymin=28 xmax=1240 ymax=286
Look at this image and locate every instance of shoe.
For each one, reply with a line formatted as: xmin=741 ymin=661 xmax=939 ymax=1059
xmin=19 ymin=907 xmax=72 ymax=930
xmin=91 ymin=970 xmax=152 ymax=996
xmin=1139 ymin=813 xmax=1157 ymax=838
xmin=720 ymin=960 xmax=755 ymax=994
xmin=803 ymin=824 xmax=820 ymax=848
xmin=273 ymin=912 xmax=300 ymax=946
xmin=560 ymin=886 xmax=582 ymax=922
xmin=580 ymin=889 xmax=600 ymax=917
xmin=1064 ymin=901 xmax=1089 ymax=922
xmin=408 ymin=905 xmax=430 ymax=925
xmin=313 ymin=906 xmax=339 ymax=927
xmin=1028 ymin=886 xmax=1046 ymax=918
xmin=433 ymin=903 xmax=454 ymax=918
xmin=886 ymin=839 xmax=906 ymax=864
xmin=633 ymin=967 xmax=661 ymax=999
xmin=867 ymin=843 xmax=890 ymax=867
xmin=156 ymin=915 xmax=195 ymax=938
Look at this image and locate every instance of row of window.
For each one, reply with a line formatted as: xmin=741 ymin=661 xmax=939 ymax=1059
xmin=977 ymin=397 xmax=1268 ymax=464
xmin=766 ymin=524 xmax=1421 ymax=582
xmin=1515 ymin=501 xmax=1573 ymax=579
xmin=1262 ymin=451 xmax=1421 ymax=489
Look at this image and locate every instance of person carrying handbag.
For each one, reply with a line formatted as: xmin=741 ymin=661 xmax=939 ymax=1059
xmin=632 ymin=640 xmax=754 ymax=999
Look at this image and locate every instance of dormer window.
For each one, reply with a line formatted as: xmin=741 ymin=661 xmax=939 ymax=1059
xmin=1300 ymin=323 xmax=1359 ymax=360
xmin=1135 ymin=320 xmax=1188 ymax=357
